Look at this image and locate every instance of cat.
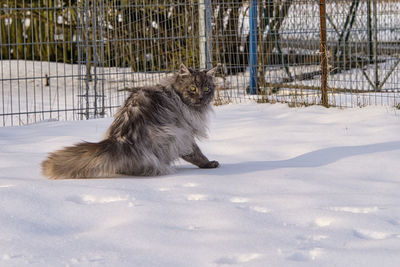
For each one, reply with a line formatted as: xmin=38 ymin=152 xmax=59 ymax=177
xmin=41 ymin=64 xmax=219 ymax=179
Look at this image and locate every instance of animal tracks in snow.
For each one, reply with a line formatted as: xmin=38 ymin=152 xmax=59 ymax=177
xmin=1 ymin=254 xmax=30 ymax=265
xmin=326 ymin=206 xmax=399 ymax=241
xmin=0 ymin=184 xmax=15 ymax=188
xmin=353 ymin=229 xmax=399 ymax=240
xmin=186 ymin=194 xmax=208 ymax=201
xmin=249 ymin=206 xmax=271 ymax=214
xmin=66 ymin=194 xmax=135 ymax=207
xmin=229 ymin=197 xmax=249 ymax=203
xmin=314 ymin=217 xmax=333 ymax=227
xmin=317 ymin=205 xmax=400 ymax=243
xmin=182 ymin=182 xmax=198 ymax=188
xmin=157 ymin=182 xmax=198 ymax=192
xmin=282 ymin=204 xmax=393 ymax=263
xmin=329 ymin=206 xmax=379 ymax=214
xmin=157 ymin=187 xmax=171 ymax=192
xmin=157 ymin=182 xmax=272 ymax=215
xmin=284 ymin=247 xmax=325 ymax=262
xmin=215 ymin=253 xmax=261 ymax=265
xmin=282 ymin=233 xmax=329 ymax=262
xmin=229 ymin=197 xmax=271 ymax=214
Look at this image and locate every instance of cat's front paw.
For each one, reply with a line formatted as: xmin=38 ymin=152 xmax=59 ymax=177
xmin=200 ymin=160 xmax=219 ymax=169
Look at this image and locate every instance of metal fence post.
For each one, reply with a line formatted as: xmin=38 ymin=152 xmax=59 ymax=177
xmin=367 ymin=0 xmax=373 ymax=64
xmin=199 ymin=0 xmax=212 ymax=70
xmin=372 ymin=0 xmax=379 ymax=90
xmin=319 ymin=0 xmax=329 ymax=107
xmin=199 ymin=0 xmax=206 ymax=69
xmin=205 ymin=0 xmax=213 ymax=69
xmin=84 ymin=0 xmax=90 ymax=119
xmin=249 ymin=0 xmax=258 ymax=95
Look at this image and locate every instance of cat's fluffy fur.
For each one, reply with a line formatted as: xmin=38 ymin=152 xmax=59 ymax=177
xmin=42 ymin=64 xmax=219 ymax=179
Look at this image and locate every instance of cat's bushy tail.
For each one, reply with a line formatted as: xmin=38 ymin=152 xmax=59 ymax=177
xmin=42 ymin=139 xmax=123 ymax=179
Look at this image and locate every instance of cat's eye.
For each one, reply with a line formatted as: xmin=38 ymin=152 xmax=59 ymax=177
xmin=204 ymin=87 xmax=210 ymax=92
xmin=190 ymin=86 xmax=197 ymax=92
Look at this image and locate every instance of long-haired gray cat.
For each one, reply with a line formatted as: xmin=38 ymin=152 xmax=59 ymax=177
xmin=42 ymin=64 xmax=219 ymax=179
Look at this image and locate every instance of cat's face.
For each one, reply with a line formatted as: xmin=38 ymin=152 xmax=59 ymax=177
xmin=173 ymin=64 xmax=218 ymax=108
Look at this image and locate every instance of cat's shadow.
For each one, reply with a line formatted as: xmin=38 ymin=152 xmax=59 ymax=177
xmin=176 ymin=141 xmax=400 ymax=176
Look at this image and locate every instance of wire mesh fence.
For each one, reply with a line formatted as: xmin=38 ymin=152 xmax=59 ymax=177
xmin=1 ymin=0 xmax=399 ymax=126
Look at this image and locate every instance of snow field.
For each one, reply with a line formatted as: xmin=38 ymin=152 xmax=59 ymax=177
xmin=1 ymin=103 xmax=400 ymax=266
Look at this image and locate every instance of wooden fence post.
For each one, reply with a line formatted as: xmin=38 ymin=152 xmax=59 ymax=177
xmin=319 ymin=0 xmax=329 ymax=107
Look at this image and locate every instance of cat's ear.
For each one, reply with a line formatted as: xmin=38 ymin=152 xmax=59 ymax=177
xmin=179 ymin=63 xmax=191 ymax=76
xmin=206 ymin=64 xmax=220 ymax=76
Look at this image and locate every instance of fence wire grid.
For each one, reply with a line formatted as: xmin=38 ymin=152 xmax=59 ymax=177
xmin=1 ymin=0 xmax=400 ymax=126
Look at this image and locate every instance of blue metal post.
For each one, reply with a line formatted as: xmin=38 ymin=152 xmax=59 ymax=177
xmin=249 ymin=0 xmax=258 ymax=95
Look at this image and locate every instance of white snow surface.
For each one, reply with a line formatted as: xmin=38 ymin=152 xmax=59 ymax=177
xmin=1 ymin=103 xmax=400 ymax=266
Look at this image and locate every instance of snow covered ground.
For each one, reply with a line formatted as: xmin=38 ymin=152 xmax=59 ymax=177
xmin=1 ymin=103 xmax=400 ymax=266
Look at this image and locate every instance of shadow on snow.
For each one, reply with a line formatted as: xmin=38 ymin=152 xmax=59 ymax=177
xmin=177 ymin=141 xmax=400 ymax=176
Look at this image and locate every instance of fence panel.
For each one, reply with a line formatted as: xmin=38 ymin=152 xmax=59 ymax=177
xmin=1 ymin=0 xmax=399 ymax=126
